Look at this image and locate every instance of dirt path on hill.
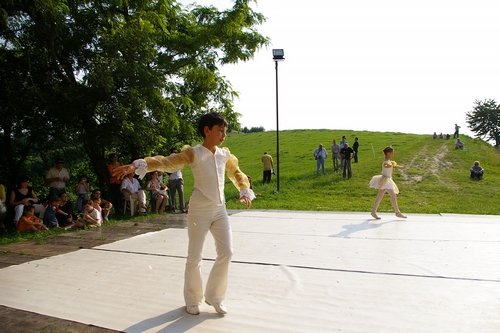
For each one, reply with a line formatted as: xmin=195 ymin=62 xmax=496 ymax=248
xmin=399 ymin=143 xmax=453 ymax=184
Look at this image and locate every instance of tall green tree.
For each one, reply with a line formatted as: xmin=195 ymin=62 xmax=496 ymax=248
xmin=466 ymin=99 xmax=500 ymax=147
xmin=0 ymin=0 xmax=269 ymax=191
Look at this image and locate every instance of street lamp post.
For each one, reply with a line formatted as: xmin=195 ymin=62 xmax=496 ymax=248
xmin=272 ymin=49 xmax=284 ymax=192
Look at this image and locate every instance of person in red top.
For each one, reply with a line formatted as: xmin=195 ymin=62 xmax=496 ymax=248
xmin=43 ymin=196 xmax=69 ymax=228
xmin=18 ymin=205 xmax=48 ymax=233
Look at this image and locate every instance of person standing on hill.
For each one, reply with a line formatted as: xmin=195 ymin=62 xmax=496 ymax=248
xmin=453 ymin=123 xmax=461 ymax=138
xmin=261 ymin=151 xmax=274 ymax=184
xmin=340 ymin=143 xmax=354 ymax=179
xmin=352 ymin=137 xmax=359 ymax=163
xmin=369 ymin=146 xmax=406 ymax=219
xmin=313 ymin=144 xmax=328 ymax=175
xmin=330 ymin=140 xmax=341 ymax=171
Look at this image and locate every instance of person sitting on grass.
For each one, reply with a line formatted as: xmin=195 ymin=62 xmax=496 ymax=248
xmin=43 ymin=196 xmax=69 ymax=228
xmin=455 ymin=138 xmax=464 ymax=149
xmin=64 ymin=199 xmax=102 ymax=230
xmin=18 ymin=205 xmax=49 ymax=233
xmin=470 ymin=161 xmax=484 ymax=180
xmin=90 ymin=189 xmax=112 ymax=221
xmin=92 ymin=198 xmax=103 ymax=225
xmin=57 ymin=193 xmax=74 ymax=228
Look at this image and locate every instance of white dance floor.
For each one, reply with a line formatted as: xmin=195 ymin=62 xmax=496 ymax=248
xmin=0 ymin=211 xmax=499 ymax=332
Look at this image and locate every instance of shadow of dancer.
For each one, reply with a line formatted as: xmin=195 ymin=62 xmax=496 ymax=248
xmin=329 ymin=220 xmax=395 ymax=238
xmin=123 ymin=306 xmax=225 ymax=333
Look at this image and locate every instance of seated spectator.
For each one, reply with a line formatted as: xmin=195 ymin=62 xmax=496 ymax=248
xmin=445 ymin=134 xmax=450 ymax=140
xmin=9 ymin=176 xmax=46 ymax=228
xmin=81 ymin=199 xmax=101 ymax=226
xmin=18 ymin=205 xmax=48 ymax=233
xmin=121 ymin=173 xmax=147 ymax=214
xmin=43 ymin=196 xmax=69 ymax=228
xmin=90 ymin=189 xmax=112 ymax=221
xmin=92 ymin=198 xmax=103 ymax=225
xmin=65 ymin=199 xmax=102 ymax=229
xmin=455 ymin=138 xmax=464 ymax=149
xmin=57 ymin=193 xmax=75 ymax=228
xmin=0 ymin=183 xmax=7 ymax=235
xmin=146 ymin=171 xmax=168 ymax=214
xmin=470 ymin=161 xmax=484 ymax=180
xmin=439 ymin=133 xmax=443 ymax=139
xmin=432 ymin=132 xmax=437 ymax=139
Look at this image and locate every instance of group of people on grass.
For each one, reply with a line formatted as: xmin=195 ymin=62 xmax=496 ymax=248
xmin=313 ymin=136 xmax=359 ymax=179
xmin=7 ymin=174 xmax=109 ymax=233
xmin=0 ymin=148 xmax=188 ymax=234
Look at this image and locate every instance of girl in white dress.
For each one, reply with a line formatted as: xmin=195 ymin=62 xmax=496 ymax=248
xmin=369 ymin=146 xmax=406 ymax=219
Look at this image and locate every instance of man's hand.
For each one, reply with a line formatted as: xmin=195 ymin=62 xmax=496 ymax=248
xmin=112 ymin=164 xmax=137 ymax=180
xmin=236 ymin=196 xmax=252 ymax=209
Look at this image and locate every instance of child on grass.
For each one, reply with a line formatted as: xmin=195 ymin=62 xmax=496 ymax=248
xmin=18 ymin=205 xmax=49 ymax=233
xmin=43 ymin=196 xmax=69 ymax=228
xmin=75 ymin=175 xmax=90 ymax=212
xmin=113 ymin=112 xmax=255 ymax=316
xmin=369 ymin=146 xmax=407 ymax=219
xmin=64 ymin=199 xmax=101 ymax=229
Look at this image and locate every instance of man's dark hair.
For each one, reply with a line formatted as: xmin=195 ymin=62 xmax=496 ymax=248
xmin=198 ymin=113 xmax=227 ymax=138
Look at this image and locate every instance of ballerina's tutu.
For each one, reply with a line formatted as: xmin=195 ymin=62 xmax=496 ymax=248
xmin=369 ymin=175 xmax=399 ymax=194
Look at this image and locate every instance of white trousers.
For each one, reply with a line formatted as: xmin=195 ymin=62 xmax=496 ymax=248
xmin=125 ymin=191 xmax=146 ymax=206
xmin=14 ymin=204 xmax=45 ymax=222
xmin=184 ymin=197 xmax=232 ymax=306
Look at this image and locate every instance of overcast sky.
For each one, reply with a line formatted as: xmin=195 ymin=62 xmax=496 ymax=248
xmin=181 ymin=0 xmax=500 ymax=137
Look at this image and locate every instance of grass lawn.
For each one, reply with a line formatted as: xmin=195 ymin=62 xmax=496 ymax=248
xmin=2 ymin=129 xmax=498 ymax=244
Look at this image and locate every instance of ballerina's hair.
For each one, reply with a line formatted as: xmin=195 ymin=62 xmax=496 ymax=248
xmin=382 ymin=146 xmax=393 ymax=154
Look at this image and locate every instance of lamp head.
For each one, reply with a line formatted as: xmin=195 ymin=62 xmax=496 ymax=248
xmin=272 ymin=49 xmax=285 ymax=61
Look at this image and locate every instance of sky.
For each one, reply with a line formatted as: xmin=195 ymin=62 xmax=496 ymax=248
xmin=180 ymin=0 xmax=500 ymax=137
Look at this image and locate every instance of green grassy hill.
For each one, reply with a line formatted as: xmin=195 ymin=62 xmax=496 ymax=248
xmin=182 ymin=129 xmax=499 ymax=215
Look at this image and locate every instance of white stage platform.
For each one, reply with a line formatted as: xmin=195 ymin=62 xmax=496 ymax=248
xmin=0 ymin=211 xmax=499 ymax=332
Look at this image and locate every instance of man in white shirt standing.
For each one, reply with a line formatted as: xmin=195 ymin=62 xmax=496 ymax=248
xmin=45 ymin=158 xmax=70 ymax=198
xmin=121 ymin=173 xmax=147 ymax=213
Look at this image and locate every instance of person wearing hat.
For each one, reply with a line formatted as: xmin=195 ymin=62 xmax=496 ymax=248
xmin=261 ymin=151 xmax=274 ymax=184
xmin=45 ymin=158 xmax=70 ymax=198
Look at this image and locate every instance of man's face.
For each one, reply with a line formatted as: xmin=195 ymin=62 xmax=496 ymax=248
xmin=56 ymin=162 xmax=63 ymax=170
